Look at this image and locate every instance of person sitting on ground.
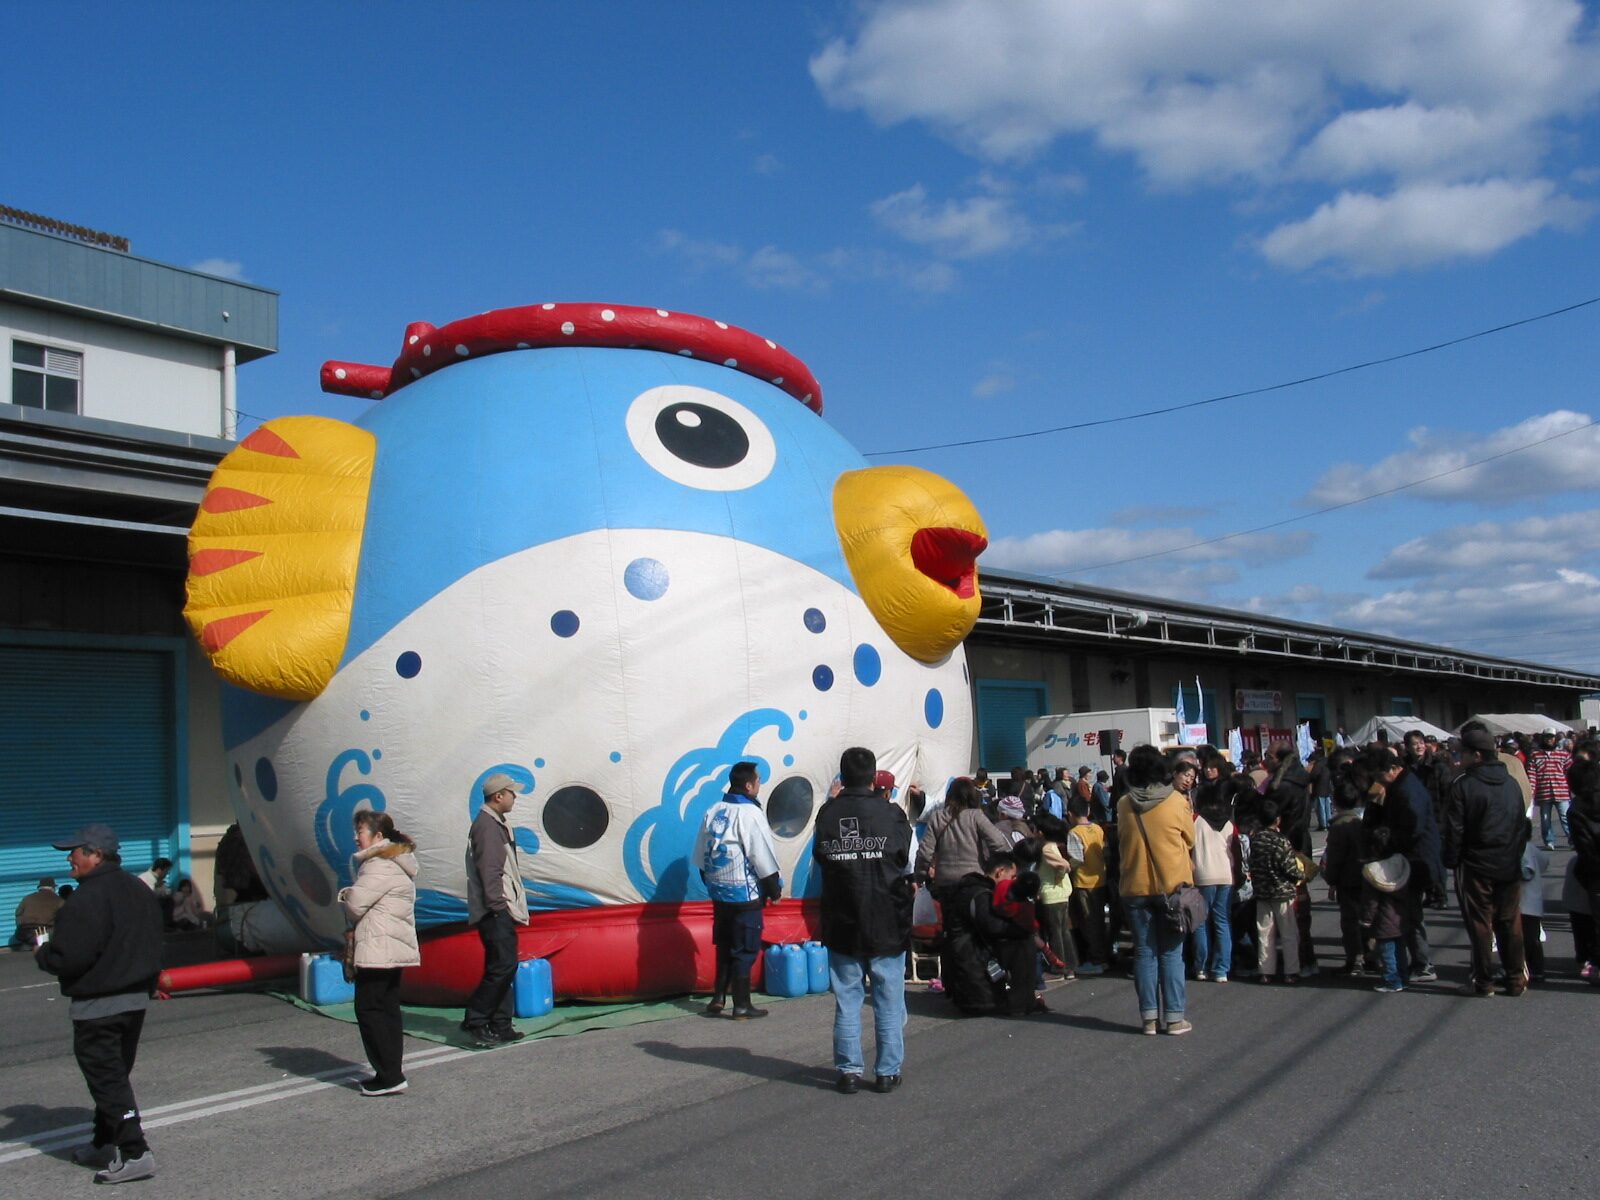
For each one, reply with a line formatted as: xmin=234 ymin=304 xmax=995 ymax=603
xmin=170 ymin=879 xmax=210 ymax=930
xmin=1359 ymin=825 xmax=1411 ymax=994
xmin=990 ymin=865 xmax=1048 ymax=1013
xmin=994 ymin=794 xmax=1033 ymax=846
xmin=12 ymin=877 xmax=65 ymax=948
xmin=1249 ymin=799 xmax=1304 ymax=985
xmin=938 ymin=852 xmax=1014 ymax=1016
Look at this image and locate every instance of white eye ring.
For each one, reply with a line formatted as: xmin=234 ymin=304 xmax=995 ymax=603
xmin=625 ymin=385 xmax=776 ymax=492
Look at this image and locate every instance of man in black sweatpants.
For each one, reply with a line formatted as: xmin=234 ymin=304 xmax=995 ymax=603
xmin=37 ymin=823 xmax=163 ymax=1184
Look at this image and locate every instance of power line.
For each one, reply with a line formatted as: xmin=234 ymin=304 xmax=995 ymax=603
xmin=866 ymin=295 xmax=1600 ymax=457
xmin=1051 ymin=416 xmax=1599 ymax=576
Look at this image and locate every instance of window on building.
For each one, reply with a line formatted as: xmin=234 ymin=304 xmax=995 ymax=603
xmin=1390 ymin=696 xmax=1415 ymax=716
xmin=11 ymin=340 xmax=82 ymax=413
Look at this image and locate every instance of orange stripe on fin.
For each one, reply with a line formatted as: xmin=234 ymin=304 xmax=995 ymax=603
xmin=240 ymin=427 xmax=300 ymax=458
xmin=190 ymin=548 xmax=263 ymax=576
xmin=202 ymin=487 xmax=272 ymax=513
xmin=201 ymin=609 xmax=271 ymax=652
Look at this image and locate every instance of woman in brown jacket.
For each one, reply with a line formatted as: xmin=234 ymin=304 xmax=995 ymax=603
xmin=1117 ymin=746 xmax=1196 ymax=1035
xmin=340 ymin=810 xmax=420 ymax=1096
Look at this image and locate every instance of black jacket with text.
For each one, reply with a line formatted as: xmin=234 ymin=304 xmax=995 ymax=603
xmin=812 ymin=786 xmax=914 ymax=958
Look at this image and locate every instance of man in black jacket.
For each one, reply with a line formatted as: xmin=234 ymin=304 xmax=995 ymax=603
xmin=1444 ymin=725 xmax=1532 ymax=996
xmin=813 ymin=746 xmax=913 ymax=1095
xmin=1363 ymin=745 xmax=1445 ymax=983
xmin=36 ymin=823 xmax=163 ymax=1184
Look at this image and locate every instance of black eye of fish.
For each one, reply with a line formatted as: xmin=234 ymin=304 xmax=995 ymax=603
xmin=654 ymin=402 xmax=749 ymax=469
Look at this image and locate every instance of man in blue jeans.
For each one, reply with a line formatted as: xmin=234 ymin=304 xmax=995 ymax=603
xmin=812 ymin=747 xmax=914 ymax=1094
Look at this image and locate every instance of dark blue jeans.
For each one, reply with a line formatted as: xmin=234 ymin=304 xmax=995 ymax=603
xmin=464 ymin=908 xmax=519 ymax=1031
xmin=1124 ymin=895 xmax=1187 ymax=1020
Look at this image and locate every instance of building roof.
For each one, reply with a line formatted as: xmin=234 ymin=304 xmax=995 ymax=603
xmin=977 ymin=566 xmax=1600 ymax=692
xmin=0 ymin=221 xmax=277 ymax=361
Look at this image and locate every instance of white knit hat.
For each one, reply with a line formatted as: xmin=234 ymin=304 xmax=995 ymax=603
xmin=1362 ymin=853 xmax=1411 ymax=894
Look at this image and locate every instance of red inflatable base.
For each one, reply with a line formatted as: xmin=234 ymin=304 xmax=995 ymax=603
xmin=159 ymin=954 xmax=299 ymax=994
xmin=401 ymin=900 xmax=821 ymax=1005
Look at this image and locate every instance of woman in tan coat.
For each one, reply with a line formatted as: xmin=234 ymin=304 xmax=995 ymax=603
xmin=340 ymin=810 xmax=420 ymax=1096
xmin=1117 ymin=746 xmax=1196 ymax=1036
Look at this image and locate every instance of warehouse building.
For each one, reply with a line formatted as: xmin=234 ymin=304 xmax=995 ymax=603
xmin=1 ymin=209 xmax=276 ymax=942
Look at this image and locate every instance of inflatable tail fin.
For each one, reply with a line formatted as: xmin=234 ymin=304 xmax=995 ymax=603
xmin=185 ymin=416 xmax=376 ymax=700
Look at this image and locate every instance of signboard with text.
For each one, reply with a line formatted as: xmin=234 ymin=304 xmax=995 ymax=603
xmin=1234 ymin=689 xmax=1282 ymax=713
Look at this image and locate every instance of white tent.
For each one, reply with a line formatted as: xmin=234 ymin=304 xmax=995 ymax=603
xmin=1349 ymin=715 xmax=1452 ymax=744
xmin=1458 ymin=713 xmax=1570 ymax=737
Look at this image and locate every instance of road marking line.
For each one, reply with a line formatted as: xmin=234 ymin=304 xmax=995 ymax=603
xmin=0 ymin=1042 xmax=477 ymax=1165
xmin=0 ymin=982 xmax=58 ymax=993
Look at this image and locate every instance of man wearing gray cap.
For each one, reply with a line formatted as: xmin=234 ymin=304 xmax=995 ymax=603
xmin=35 ymin=824 xmax=163 ymax=1184
xmin=461 ymin=773 xmax=530 ymax=1046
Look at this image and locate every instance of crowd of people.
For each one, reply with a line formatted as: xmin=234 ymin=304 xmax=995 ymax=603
xmin=25 ymin=725 xmax=1599 ymax=1181
xmin=914 ymin=724 xmax=1600 ymax=1031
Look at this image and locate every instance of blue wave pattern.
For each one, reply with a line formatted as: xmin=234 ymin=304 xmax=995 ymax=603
xmin=623 ymin=708 xmax=794 ymax=902
xmin=314 ymin=749 xmax=386 ymax=890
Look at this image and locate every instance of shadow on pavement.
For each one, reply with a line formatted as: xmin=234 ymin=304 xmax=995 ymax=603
xmin=636 ymin=1040 xmax=837 ymax=1089
xmin=259 ymin=1045 xmax=362 ymax=1082
xmin=0 ymin=1102 xmax=91 ymax=1161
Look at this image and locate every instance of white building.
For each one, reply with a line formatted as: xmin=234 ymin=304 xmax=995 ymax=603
xmin=1 ymin=209 xmax=277 ymax=943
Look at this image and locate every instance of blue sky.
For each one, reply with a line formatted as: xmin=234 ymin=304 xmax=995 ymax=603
xmin=8 ymin=1 xmax=1600 ymax=669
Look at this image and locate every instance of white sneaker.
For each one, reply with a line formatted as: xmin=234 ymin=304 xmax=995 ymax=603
xmin=94 ymin=1150 xmax=156 ymax=1184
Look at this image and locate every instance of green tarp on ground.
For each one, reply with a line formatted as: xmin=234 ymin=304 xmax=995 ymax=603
xmin=268 ymin=990 xmax=799 ymax=1046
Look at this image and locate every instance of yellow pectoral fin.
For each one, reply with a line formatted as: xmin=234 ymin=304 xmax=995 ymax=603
xmin=184 ymin=417 xmax=376 ymax=700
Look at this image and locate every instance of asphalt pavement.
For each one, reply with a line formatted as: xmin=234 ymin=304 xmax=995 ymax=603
xmin=2 ymin=853 xmax=1594 ymax=1200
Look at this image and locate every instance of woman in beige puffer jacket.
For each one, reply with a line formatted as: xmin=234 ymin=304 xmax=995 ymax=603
xmin=340 ymin=810 xmax=419 ymax=1096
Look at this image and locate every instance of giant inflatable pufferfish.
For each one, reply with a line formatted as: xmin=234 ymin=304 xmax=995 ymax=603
xmin=185 ymin=303 xmax=987 ymax=999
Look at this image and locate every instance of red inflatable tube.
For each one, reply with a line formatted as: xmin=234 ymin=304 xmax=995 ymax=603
xmin=158 ymin=954 xmax=299 ymax=995
xmin=400 ymin=899 xmax=822 ymax=1006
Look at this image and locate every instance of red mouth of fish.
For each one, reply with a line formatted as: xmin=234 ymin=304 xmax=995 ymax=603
xmin=911 ymin=527 xmax=987 ymax=599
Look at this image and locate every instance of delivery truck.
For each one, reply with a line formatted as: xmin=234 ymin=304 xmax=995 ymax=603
xmin=1023 ymin=707 xmax=1191 ymax=777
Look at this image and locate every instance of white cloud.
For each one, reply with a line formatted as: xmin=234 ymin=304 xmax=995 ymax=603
xmin=1258 ymin=179 xmax=1591 ymax=274
xmin=1306 ymin=409 xmax=1600 ymax=505
xmin=1331 ymin=571 xmax=1600 ymax=667
xmin=812 ymin=0 xmax=1600 ymax=272
xmin=1368 ymin=508 xmax=1600 ymax=579
xmin=972 ymin=371 xmax=1015 ymax=398
xmin=753 ymin=153 xmax=784 ymax=176
xmin=986 ymin=524 xmax=1314 ymax=600
xmin=654 ymin=229 xmax=961 ymax=296
xmin=1107 ymin=504 xmax=1216 ymax=526
xmin=190 ymin=257 xmax=246 ymax=280
xmin=870 ymin=183 xmax=1066 ymax=258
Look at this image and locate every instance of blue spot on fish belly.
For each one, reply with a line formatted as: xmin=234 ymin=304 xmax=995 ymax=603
xmin=396 ymin=651 xmax=422 ymax=678
xmin=803 ymin=607 xmax=826 ymax=633
xmin=853 ymin=643 xmax=882 ymax=687
xmin=551 ymin=610 xmax=580 ymax=637
xmin=624 ymin=557 xmax=669 ymax=601
xmin=812 ymin=665 xmax=834 ymax=691
xmin=925 ymin=688 xmax=944 ymax=729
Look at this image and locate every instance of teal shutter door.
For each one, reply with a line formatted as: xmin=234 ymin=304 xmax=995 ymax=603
xmin=976 ymin=682 xmax=1049 ymax=770
xmin=0 ymin=643 xmax=176 ymax=944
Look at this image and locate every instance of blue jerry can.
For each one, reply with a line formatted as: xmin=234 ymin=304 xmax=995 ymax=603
xmin=514 ymin=958 xmax=553 ymax=1018
xmin=300 ymin=952 xmax=355 ymax=1006
xmin=763 ymin=944 xmax=808 ymax=997
xmin=804 ymin=941 xmax=831 ymax=993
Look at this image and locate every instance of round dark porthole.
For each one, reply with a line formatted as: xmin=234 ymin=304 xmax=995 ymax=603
xmin=766 ymin=776 xmax=815 ymax=839
xmin=542 ymin=785 xmax=610 ymax=849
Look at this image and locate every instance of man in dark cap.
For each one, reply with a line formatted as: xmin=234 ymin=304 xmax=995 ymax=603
xmin=36 ymin=824 xmax=163 ymax=1184
xmin=1445 ymin=723 xmax=1533 ymax=997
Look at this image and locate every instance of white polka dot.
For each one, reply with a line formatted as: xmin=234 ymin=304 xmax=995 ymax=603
xmin=773 ymin=376 xmax=784 ymax=386
xmin=334 ymin=368 xmax=347 ymax=380
xmin=423 ymin=345 xmax=432 ymax=357
xmin=455 ymin=343 xmax=469 ymax=356
xmin=656 ymin=309 xmax=670 ymax=317
xmin=678 ymin=349 xmax=693 ymax=356
xmin=601 ymin=309 xmax=615 ymax=321
xmin=516 ymin=342 xmax=529 ymax=349
xmin=765 ymin=339 xmax=776 ymax=349
xmin=561 ymin=321 xmax=575 ymax=335
xmin=723 ymin=358 xmax=738 ymax=367
xmin=803 ymin=394 xmax=813 ymax=404
xmin=542 ymin=303 xmax=555 ymax=310
xmin=410 ymin=367 xmax=421 ymax=378
xmin=675 ymin=409 xmax=703 ymax=428
xmin=408 ymin=335 xmax=419 ymax=345
xmin=714 ymin=320 xmax=728 ymax=330
xmin=370 ymin=390 xmax=383 ymax=399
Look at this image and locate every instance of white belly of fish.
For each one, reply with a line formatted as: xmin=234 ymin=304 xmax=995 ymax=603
xmin=227 ymin=528 xmax=972 ymax=944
